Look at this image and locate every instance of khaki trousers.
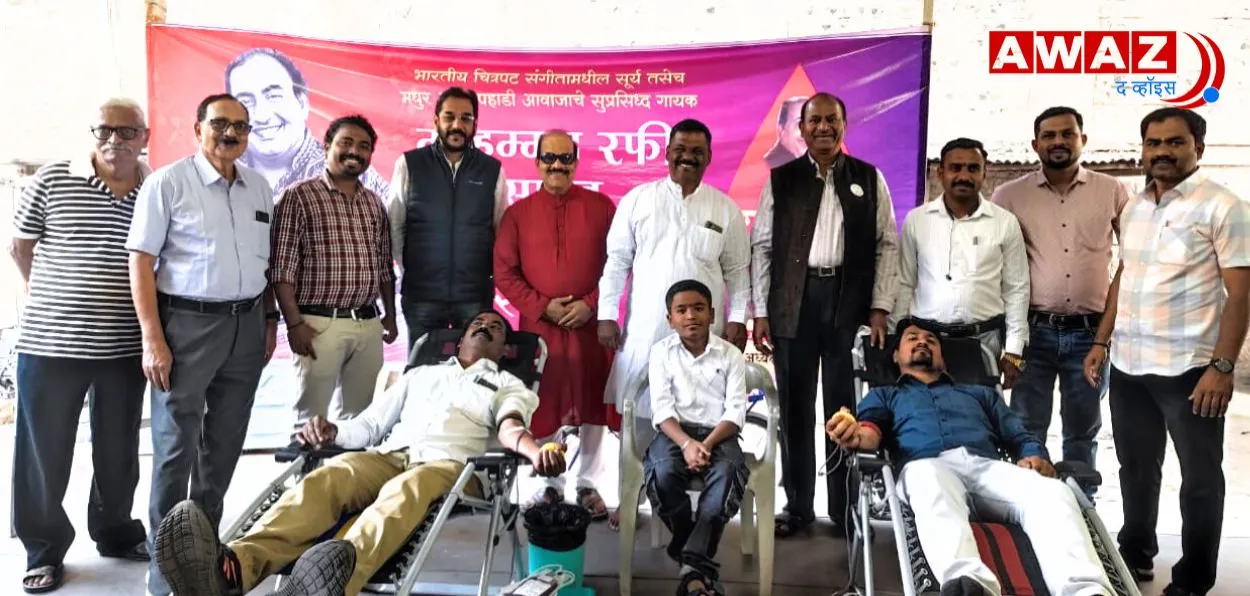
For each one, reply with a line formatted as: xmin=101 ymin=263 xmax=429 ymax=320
xmin=292 ymin=315 xmax=384 ymax=427
xmin=230 ymin=451 xmax=482 ymax=595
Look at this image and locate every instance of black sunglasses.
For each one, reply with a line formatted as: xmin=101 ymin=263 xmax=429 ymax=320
xmin=90 ymin=126 xmax=145 ymax=141
xmin=206 ymin=119 xmax=253 ymax=134
xmin=538 ymin=152 xmax=577 ymax=165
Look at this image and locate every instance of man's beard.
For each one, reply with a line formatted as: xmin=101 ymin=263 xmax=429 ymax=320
xmin=909 ymin=350 xmax=934 ymax=368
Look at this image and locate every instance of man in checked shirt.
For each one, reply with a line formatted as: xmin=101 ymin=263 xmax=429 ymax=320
xmin=270 ymin=114 xmax=399 ymax=430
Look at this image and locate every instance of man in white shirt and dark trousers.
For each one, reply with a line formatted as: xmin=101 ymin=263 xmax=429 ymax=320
xmin=644 ymin=279 xmax=749 ymax=596
xmin=894 ymin=138 xmax=1031 ymax=388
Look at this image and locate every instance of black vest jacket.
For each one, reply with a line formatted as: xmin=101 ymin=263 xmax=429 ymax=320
xmin=767 ymin=153 xmax=880 ymax=339
xmin=401 ymin=145 xmax=501 ymax=302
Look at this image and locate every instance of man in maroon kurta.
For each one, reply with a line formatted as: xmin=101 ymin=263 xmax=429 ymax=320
xmin=494 ymin=130 xmax=618 ymax=519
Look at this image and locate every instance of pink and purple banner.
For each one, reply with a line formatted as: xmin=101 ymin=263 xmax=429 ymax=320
xmin=146 ymin=24 xmax=932 ymax=363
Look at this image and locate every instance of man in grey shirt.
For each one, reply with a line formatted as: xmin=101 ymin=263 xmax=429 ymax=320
xmin=126 ymin=93 xmax=280 ymax=596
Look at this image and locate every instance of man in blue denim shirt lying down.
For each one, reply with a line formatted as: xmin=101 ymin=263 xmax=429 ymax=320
xmin=826 ymin=320 xmax=1113 ymax=596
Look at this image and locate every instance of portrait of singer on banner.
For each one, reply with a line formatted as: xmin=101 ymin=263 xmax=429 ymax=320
xmin=145 ymin=24 xmax=932 ymax=366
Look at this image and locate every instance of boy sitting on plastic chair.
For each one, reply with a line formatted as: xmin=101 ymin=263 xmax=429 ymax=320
xmin=152 ymin=311 xmax=567 ymax=596
xmin=826 ymin=318 xmax=1112 ymax=596
xmin=643 ymin=280 xmax=749 ymax=596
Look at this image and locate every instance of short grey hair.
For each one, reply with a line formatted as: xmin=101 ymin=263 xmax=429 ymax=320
xmin=97 ymin=97 xmax=147 ymax=125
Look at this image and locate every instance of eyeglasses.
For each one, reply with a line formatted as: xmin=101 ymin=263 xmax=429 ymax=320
xmin=205 ymin=119 xmax=253 ymax=134
xmin=538 ymin=152 xmax=577 ymax=165
xmin=90 ymin=126 xmax=145 ymax=141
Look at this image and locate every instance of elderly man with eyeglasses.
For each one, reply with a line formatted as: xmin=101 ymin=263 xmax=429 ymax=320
xmin=9 ymin=97 xmax=154 ymax=593
xmin=125 ymin=93 xmax=281 ymax=596
xmin=493 ymin=129 xmax=618 ymax=515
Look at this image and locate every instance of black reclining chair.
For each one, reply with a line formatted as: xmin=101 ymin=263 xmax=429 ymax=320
xmin=220 ymin=328 xmax=549 ymax=595
xmin=845 ymin=329 xmax=1139 ymax=596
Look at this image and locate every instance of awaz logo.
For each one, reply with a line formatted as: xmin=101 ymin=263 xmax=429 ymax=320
xmin=988 ymin=31 xmax=1225 ymax=108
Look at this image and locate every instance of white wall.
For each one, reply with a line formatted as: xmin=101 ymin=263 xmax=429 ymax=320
xmin=1 ymin=0 xmax=1247 ymax=169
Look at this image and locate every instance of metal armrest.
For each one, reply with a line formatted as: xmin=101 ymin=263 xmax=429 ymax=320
xmin=1054 ymin=460 xmax=1103 ymax=487
xmin=467 ymin=449 xmax=526 ymax=473
xmin=274 ymin=441 xmax=364 ymax=464
xmin=853 ymin=449 xmax=890 ymax=473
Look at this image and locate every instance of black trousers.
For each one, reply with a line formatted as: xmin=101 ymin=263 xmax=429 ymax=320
xmin=773 ymin=274 xmax=857 ymax=526
xmin=13 ymin=354 xmax=148 ymax=569
xmin=1110 ymin=365 xmax=1224 ymax=594
xmin=643 ymin=424 xmax=748 ymax=582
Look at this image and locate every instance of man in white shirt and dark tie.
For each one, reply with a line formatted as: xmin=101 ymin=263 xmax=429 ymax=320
xmin=893 ymin=138 xmax=1031 ymax=387
xmin=644 ymin=279 xmax=749 ymax=596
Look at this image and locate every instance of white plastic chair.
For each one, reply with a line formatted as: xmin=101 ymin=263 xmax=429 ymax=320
xmin=616 ymin=361 xmax=779 ymax=596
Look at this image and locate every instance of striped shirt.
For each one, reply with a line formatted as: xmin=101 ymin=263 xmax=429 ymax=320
xmin=11 ymin=157 xmax=149 ymax=359
xmin=1112 ymin=169 xmax=1250 ymax=377
xmin=268 ymin=172 xmax=395 ymax=308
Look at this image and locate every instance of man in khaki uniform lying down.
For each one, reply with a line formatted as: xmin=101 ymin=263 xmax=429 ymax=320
xmin=153 ymin=310 xmax=566 ymax=596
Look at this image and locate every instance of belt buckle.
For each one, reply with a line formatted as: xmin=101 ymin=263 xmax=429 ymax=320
xmin=350 ymin=308 xmax=359 ymax=321
xmin=230 ymin=301 xmax=246 ymax=316
xmin=815 ymin=266 xmax=835 ymax=277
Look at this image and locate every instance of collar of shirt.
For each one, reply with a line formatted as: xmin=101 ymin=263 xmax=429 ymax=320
xmin=896 ymin=371 xmax=957 ymax=387
xmin=670 ymin=334 xmax=725 ymax=361
xmin=1140 ymin=167 xmax=1208 ymax=206
xmin=926 ymin=193 xmax=994 ymax=220
xmin=806 ymin=152 xmax=837 ymax=183
xmin=317 ymin=169 xmax=367 ymax=199
xmin=663 ymin=175 xmax=705 ymax=199
xmin=1027 ymin=165 xmax=1091 ymax=193
xmin=193 ymin=151 xmax=250 ymax=188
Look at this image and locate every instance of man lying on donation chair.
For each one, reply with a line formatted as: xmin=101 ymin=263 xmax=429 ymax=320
xmin=153 ymin=310 xmax=567 ymax=596
xmin=644 ymin=280 xmax=750 ymax=596
xmin=826 ymin=319 xmax=1114 ymax=596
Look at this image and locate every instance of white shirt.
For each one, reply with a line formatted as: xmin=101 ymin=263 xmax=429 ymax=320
xmin=597 ymin=177 xmax=752 ymax=417
xmin=893 ymin=195 xmax=1031 ymax=355
xmin=332 ymin=356 xmax=539 ymax=465
xmin=649 ymin=334 xmax=748 ymax=430
xmin=750 ymin=160 xmax=900 ymax=316
xmin=385 ymin=152 xmax=510 ymax=274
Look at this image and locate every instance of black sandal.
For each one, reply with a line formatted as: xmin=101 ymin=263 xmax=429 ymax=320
xmin=774 ymin=512 xmax=814 ymax=538
xmin=677 ymin=572 xmax=716 ymax=596
xmin=22 ymin=564 xmax=64 ymax=594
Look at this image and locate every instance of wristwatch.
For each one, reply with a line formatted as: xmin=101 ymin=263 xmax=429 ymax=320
xmin=1209 ymin=358 xmax=1235 ymax=374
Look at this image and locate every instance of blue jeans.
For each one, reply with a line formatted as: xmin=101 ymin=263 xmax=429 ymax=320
xmin=1009 ymin=321 xmax=1106 ymax=474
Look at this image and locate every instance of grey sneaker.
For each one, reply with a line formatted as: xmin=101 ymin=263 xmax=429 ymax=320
xmin=153 ymin=500 xmax=241 ymax=596
xmin=269 ymin=540 xmax=357 ymax=596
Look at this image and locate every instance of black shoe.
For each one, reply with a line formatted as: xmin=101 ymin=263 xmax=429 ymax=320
xmin=268 ymin=540 xmax=356 ymax=596
xmin=99 ymin=540 xmax=150 ymax=562
xmin=940 ymin=576 xmax=990 ymax=596
xmin=1118 ymin=548 xmax=1155 ymax=582
xmin=154 ymin=500 xmax=242 ymax=596
xmin=1161 ymin=584 xmax=1201 ymax=596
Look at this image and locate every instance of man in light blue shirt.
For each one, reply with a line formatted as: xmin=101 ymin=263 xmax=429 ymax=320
xmin=126 ymin=93 xmax=279 ymax=596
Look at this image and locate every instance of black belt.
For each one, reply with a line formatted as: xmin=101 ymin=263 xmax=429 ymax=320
xmin=158 ymin=293 xmax=261 ymax=316
xmin=298 ymin=304 xmax=380 ymax=320
xmin=1029 ymin=310 xmax=1101 ymax=329
xmin=807 ymin=266 xmax=842 ymax=278
xmin=913 ymin=315 xmax=1006 ymax=338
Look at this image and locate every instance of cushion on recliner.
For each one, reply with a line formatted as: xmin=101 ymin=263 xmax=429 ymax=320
xmin=970 ymin=521 xmax=1049 ymax=595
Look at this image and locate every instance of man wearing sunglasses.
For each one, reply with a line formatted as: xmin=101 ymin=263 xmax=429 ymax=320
xmin=387 ymin=87 xmax=509 ymax=357
xmin=494 ymin=130 xmax=617 ymax=517
xmin=10 ymin=97 xmax=154 ymax=593
xmin=125 ymin=93 xmax=281 ymax=596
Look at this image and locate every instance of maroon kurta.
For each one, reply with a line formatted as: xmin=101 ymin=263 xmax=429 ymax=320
xmin=494 ymin=185 xmax=619 ymax=438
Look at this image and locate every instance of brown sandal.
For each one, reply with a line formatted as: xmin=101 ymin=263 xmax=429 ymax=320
xmin=577 ymin=488 xmax=609 ymax=521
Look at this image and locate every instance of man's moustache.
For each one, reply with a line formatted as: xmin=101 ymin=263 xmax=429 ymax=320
xmin=548 ymin=168 xmax=569 ymax=175
xmin=1152 ymin=157 xmax=1177 ymax=165
xmin=676 ymin=159 xmax=698 ymax=168
xmin=472 ymin=328 xmax=492 ymax=340
xmin=953 ymin=181 xmax=974 ymax=189
xmin=220 ymin=137 xmax=240 ymax=146
xmin=340 ymin=155 xmax=365 ymax=165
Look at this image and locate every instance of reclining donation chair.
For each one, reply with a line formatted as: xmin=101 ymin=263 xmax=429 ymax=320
xmin=845 ymin=328 xmax=1140 ymax=596
xmin=220 ymin=328 xmax=549 ymax=595
xmin=616 ymin=361 xmax=780 ymax=596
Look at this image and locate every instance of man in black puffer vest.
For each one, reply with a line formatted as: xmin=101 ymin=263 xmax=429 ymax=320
xmin=386 ymin=87 xmax=509 ymax=356
xmin=749 ymin=92 xmax=900 ymax=538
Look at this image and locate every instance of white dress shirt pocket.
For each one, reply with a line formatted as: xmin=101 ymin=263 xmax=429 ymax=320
xmin=1155 ymin=223 xmax=1199 ymax=266
xmin=688 ymin=225 xmax=725 ymax=265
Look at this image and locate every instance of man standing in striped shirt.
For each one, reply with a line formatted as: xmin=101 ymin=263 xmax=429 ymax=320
xmin=9 ymin=97 xmax=153 ymax=592
xmin=270 ymin=114 xmax=397 ymax=430
xmin=1085 ymin=108 xmax=1250 ymax=596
